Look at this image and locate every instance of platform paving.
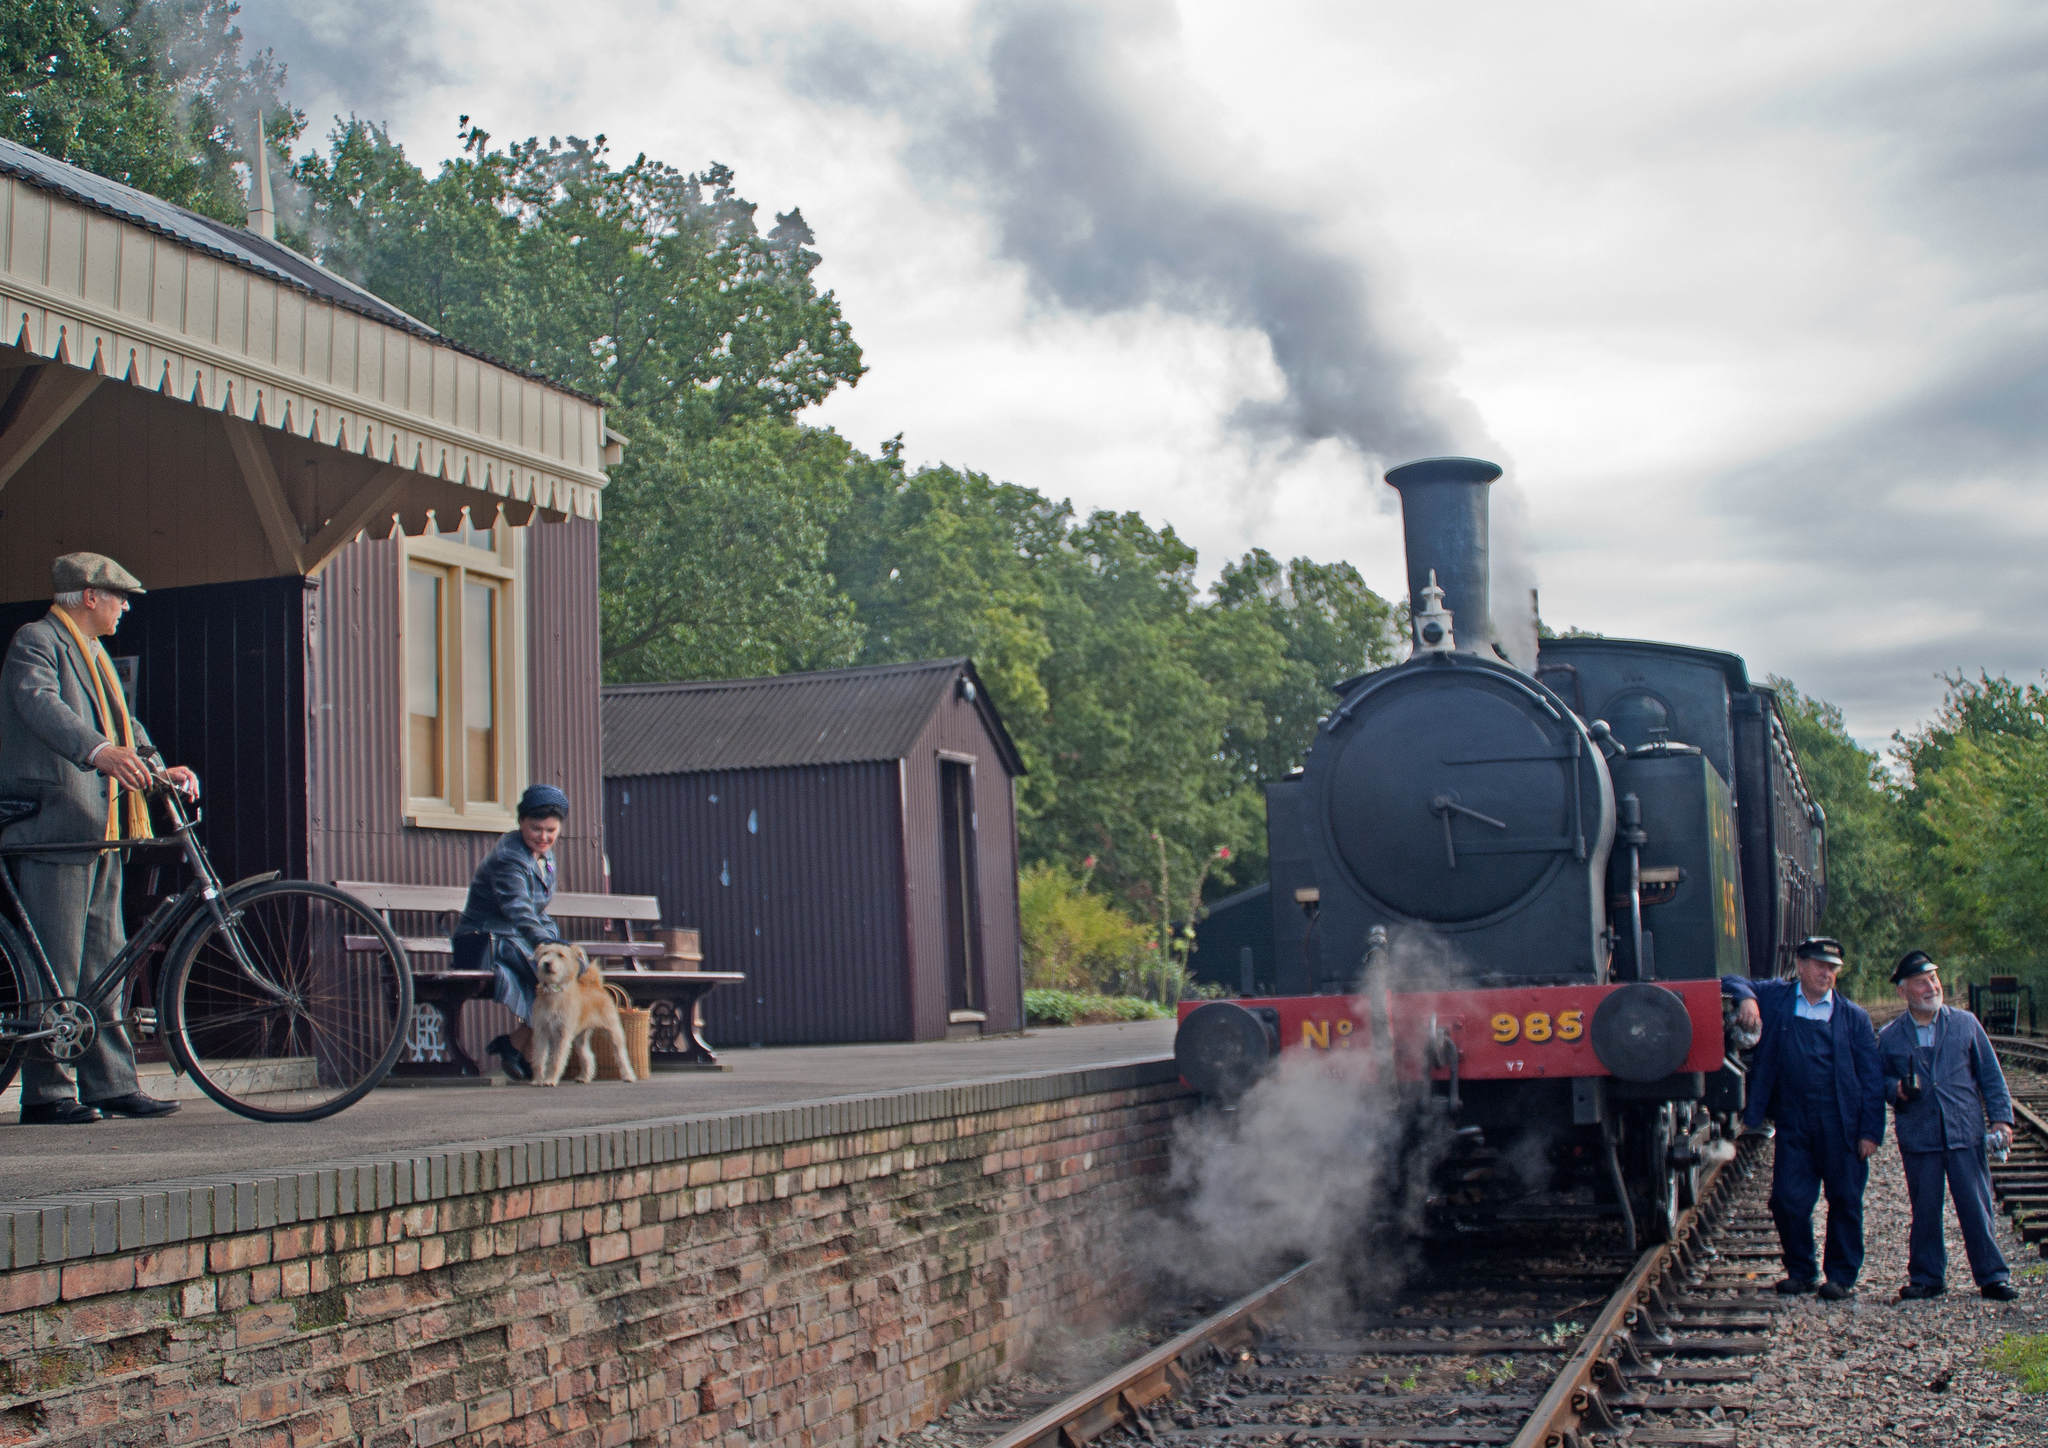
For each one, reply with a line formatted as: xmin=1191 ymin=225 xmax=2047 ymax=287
xmin=0 ymin=1018 xmax=1176 ymax=1202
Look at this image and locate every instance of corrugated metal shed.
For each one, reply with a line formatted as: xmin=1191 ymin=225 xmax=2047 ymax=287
xmin=602 ymin=658 xmax=1026 ymax=1046
xmin=602 ymin=658 xmax=1025 ymax=776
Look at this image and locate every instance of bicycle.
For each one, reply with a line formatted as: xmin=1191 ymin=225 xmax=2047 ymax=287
xmin=0 ymin=755 xmax=413 ymax=1122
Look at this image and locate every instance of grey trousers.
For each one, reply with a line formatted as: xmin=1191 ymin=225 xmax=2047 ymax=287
xmin=13 ymin=855 xmax=140 ymax=1104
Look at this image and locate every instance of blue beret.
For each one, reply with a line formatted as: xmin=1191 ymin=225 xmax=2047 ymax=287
xmin=517 ymin=784 xmax=570 ymax=819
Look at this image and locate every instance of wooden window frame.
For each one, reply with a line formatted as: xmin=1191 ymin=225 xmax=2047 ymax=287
xmin=399 ymin=521 xmax=530 ymax=832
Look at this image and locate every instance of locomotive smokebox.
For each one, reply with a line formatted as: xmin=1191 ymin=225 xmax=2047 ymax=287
xmin=1386 ymin=456 xmax=1504 ymax=658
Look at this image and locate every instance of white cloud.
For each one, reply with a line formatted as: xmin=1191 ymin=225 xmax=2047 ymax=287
xmin=237 ymin=0 xmax=2048 ymax=746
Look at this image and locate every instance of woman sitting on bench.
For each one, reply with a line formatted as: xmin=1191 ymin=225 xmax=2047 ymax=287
xmin=452 ymin=784 xmax=570 ymax=1082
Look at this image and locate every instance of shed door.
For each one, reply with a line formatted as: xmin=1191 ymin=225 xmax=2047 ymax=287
xmin=939 ymin=759 xmax=983 ymax=1013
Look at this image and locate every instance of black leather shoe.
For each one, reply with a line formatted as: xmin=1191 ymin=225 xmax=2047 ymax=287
xmin=1775 ymin=1276 xmax=1821 ymax=1296
xmin=20 ymin=1100 xmax=103 ymax=1124
xmin=87 ymin=1093 xmax=179 ymax=1118
xmin=1817 ymin=1281 xmax=1856 ymax=1302
xmin=1899 ymin=1282 xmax=1946 ymax=1300
xmin=1983 ymin=1281 xmax=2021 ymax=1301
xmin=487 ymin=1035 xmax=532 ymax=1083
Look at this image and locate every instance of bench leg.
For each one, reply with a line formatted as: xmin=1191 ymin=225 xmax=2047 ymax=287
xmin=647 ymin=998 xmax=721 ymax=1067
xmin=389 ymin=997 xmax=486 ymax=1078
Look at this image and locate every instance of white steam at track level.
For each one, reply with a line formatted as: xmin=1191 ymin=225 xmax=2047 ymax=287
xmin=1134 ymin=1051 xmax=1446 ymax=1309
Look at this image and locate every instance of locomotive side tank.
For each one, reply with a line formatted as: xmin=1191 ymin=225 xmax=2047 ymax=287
xmin=1179 ymin=453 xmax=1824 ymax=1246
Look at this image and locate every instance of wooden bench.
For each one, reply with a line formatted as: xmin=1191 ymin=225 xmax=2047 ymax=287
xmin=335 ymin=882 xmax=743 ymax=1078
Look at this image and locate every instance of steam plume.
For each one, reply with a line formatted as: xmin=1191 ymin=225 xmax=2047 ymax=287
xmin=794 ymin=0 xmax=1490 ymax=471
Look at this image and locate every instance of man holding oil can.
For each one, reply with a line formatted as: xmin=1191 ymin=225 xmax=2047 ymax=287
xmin=1879 ymin=950 xmax=2019 ymax=1301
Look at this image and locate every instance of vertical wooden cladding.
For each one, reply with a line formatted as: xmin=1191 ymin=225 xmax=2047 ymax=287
xmin=526 ymin=517 xmax=604 ymax=858
xmin=900 ymin=689 xmax=1025 ymax=1038
xmin=0 ymin=580 xmax=307 ymax=892
xmin=306 ymin=517 xmax=603 ymax=1071
xmin=606 ymin=765 xmax=909 ymax=1046
xmin=305 ymin=518 xmax=603 ymax=896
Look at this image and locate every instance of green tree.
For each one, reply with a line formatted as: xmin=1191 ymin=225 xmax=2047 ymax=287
xmin=1915 ymin=733 xmax=2048 ymax=967
xmin=0 ymin=0 xmax=296 ymax=223
xmin=598 ymin=417 xmax=864 ymax=682
xmin=1768 ymin=677 xmax=1916 ymax=997
xmin=293 ymin=123 xmax=863 ymax=437
xmin=292 ymin=120 xmax=871 ymax=682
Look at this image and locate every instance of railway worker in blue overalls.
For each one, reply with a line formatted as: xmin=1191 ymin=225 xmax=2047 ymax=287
xmin=1720 ymin=937 xmax=1885 ymax=1301
xmin=1878 ymin=950 xmax=2019 ymax=1302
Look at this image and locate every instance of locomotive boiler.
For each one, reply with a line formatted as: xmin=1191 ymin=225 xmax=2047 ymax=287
xmin=1175 ymin=457 xmax=1825 ymax=1246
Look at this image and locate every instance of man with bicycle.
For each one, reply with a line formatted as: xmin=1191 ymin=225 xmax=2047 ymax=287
xmin=0 ymin=554 xmax=195 ymax=1124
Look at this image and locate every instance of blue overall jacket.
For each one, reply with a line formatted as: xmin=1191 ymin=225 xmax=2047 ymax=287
xmin=1721 ymin=976 xmax=1885 ymax=1145
xmin=1877 ymin=1005 xmax=2012 ymax=1153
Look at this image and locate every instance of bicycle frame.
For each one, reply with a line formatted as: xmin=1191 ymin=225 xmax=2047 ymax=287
xmin=0 ymin=776 xmax=264 ymax=1039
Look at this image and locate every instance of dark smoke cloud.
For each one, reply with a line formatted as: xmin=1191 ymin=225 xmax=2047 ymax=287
xmin=789 ymin=0 xmax=1491 ymax=472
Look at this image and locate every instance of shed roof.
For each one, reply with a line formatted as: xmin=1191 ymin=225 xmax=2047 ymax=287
xmin=602 ymin=658 xmax=1026 ymax=778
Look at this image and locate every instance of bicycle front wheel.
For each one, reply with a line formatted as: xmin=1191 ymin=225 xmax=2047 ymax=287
xmin=164 ymin=881 xmax=412 ymax=1122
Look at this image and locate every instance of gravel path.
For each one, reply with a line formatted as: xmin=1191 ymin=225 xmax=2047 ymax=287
xmin=1702 ymin=1133 xmax=2048 ymax=1446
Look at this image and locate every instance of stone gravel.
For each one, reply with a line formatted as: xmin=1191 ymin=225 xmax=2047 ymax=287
xmin=1708 ymin=1133 xmax=2048 ymax=1447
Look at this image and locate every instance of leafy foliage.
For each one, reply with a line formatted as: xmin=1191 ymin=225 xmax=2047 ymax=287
xmin=1018 ymin=862 xmax=1151 ymax=992
xmin=0 ymin=0 xmax=296 ymax=223
xmin=1021 ymin=989 xmax=1170 ymax=1026
xmin=1769 ymin=678 xmax=1917 ymax=997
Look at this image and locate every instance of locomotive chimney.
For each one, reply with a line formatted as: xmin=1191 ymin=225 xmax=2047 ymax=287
xmin=1385 ymin=456 xmax=1504 ymax=658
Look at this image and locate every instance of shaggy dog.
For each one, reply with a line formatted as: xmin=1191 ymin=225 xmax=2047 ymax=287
xmin=529 ymin=942 xmax=637 ymax=1086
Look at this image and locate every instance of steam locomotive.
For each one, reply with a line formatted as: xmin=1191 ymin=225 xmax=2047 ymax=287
xmin=1175 ymin=457 xmax=1824 ymax=1246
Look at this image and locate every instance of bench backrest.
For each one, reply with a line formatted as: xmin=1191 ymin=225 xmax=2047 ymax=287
xmin=334 ymin=882 xmax=662 ymax=925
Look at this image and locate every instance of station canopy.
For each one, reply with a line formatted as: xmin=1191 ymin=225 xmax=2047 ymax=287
xmin=0 ymin=137 xmax=616 ymax=604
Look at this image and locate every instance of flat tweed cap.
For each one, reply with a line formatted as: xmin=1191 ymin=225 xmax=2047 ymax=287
xmin=52 ymin=552 xmax=145 ymax=594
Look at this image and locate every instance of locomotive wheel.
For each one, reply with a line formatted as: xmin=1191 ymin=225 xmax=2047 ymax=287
xmin=1645 ymin=1103 xmax=1683 ymax=1244
xmin=1676 ymin=1106 xmax=1706 ymax=1209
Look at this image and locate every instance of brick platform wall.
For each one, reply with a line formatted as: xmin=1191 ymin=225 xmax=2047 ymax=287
xmin=0 ymin=1062 xmax=1192 ymax=1448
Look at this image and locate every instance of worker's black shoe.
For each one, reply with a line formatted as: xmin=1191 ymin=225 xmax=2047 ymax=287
xmin=487 ymin=1035 xmax=532 ymax=1082
xmin=1899 ymin=1282 xmax=1946 ymax=1300
xmin=87 ymin=1093 xmax=179 ymax=1118
xmin=1817 ymin=1281 xmax=1856 ymax=1302
xmin=20 ymin=1100 xmax=102 ymax=1125
xmin=1775 ymin=1277 xmax=1821 ymax=1296
xmin=1982 ymin=1281 xmax=2021 ymax=1301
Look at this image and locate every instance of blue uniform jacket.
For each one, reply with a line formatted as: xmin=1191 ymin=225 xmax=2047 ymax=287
xmin=1721 ymin=977 xmax=1886 ymax=1144
xmin=1877 ymin=1006 xmax=2012 ymax=1153
xmin=455 ymin=831 xmax=560 ymax=947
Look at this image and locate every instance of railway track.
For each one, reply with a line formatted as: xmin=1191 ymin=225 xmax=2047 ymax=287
xmin=1989 ymin=1036 xmax=2048 ymax=1258
xmin=936 ymin=1138 xmax=1785 ymax=1448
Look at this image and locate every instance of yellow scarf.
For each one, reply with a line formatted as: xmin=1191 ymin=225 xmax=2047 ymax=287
xmin=49 ymin=608 xmax=153 ymax=842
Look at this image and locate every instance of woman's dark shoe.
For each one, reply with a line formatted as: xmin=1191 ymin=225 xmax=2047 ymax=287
xmin=1899 ymin=1282 xmax=1946 ymax=1300
xmin=20 ymin=1100 xmax=103 ymax=1124
xmin=487 ymin=1035 xmax=532 ymax=1082
xmin=87 ymin=1093 xmax=179 ymax=1118
xmin=1983 ymin=1281 xmax=2021 ymax=1301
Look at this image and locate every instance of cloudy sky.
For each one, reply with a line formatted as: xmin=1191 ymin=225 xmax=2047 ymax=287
xmin=237 ymin=0 xmax=2048 ymax=748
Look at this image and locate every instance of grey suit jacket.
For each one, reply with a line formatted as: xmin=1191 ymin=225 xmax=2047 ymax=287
xmin=0 ymin=614 xmax=152 ymax=850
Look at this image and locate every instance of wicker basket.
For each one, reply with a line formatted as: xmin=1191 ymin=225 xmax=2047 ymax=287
xmin=593 ymin=983 xmax=652 ymax=1080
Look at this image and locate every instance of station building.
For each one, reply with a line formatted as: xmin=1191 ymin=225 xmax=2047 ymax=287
xmin=0 ymin=137 xmax=614 ymax=1063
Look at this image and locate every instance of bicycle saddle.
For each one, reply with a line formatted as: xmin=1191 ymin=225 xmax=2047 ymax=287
xmin=0 ymin=798 xmax=39 ymax=827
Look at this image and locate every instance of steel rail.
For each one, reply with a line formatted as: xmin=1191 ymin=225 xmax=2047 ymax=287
xmin=1504 ymin=1143 xmax=1745 ymax=1448
xmin=981 ymin=1259 xmax=1317 ymax=1448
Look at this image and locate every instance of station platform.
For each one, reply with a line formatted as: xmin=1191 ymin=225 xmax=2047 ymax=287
xmin=0 ymin=1018 xmax=1177 ymax=1203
